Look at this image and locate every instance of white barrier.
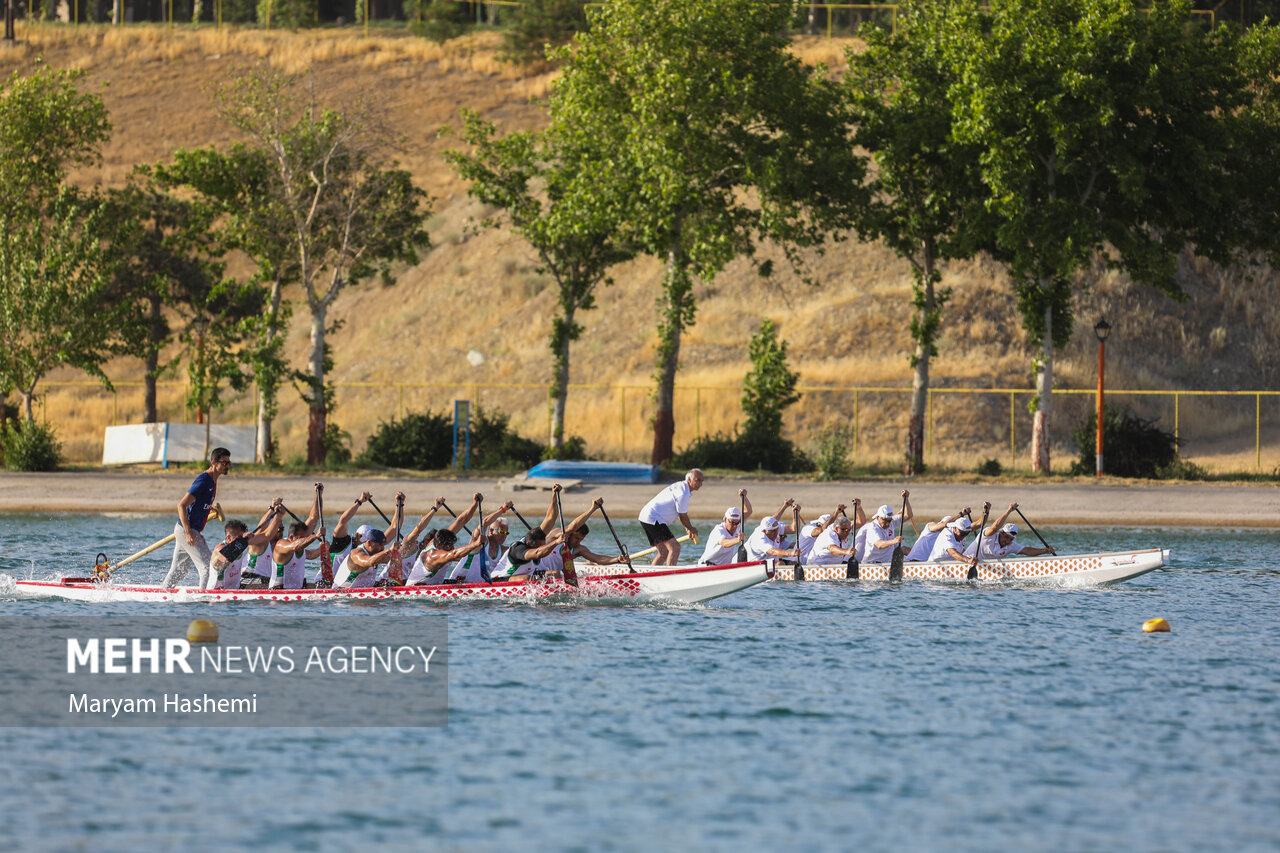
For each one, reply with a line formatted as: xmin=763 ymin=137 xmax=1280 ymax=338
xmin=102 ymin=423 xmax=257 ymax=467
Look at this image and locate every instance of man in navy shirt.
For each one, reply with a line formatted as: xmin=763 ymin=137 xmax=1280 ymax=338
xmin=162 ymin=447 xmax=231 ymax=588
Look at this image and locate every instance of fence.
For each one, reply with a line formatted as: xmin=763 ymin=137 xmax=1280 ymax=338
xmin=30 ymin=380 xmax=1280 ymax=472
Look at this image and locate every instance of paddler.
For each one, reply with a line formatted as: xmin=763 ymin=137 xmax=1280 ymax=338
xmin=309 ymin=490 xmax=375 ymax=588
xmin=403 ymin=493 xmax=487 ymax=584
xmin=207 ymin=500 xmax=283 ymax=590
xmin=808 ymin=513 xmax=859 ymax=565
xmin=905 ymin=506 xmax=971 ymax=562
xmin=269 ymin=487 xmax=324 ymax=590
xmin=330 ymin=528 xmax=402 ymax=589
xmin=459 ymin=502 xmax=519 ymax=583
xmin=797 ymin=503 xmax=850 ymax=562
xmin=964 ymin=502 xmax=1055 ymax=560
xmin=638 ymin=468 xmax=703 ymax=566
xmin=516 ymin=496 xmax=628 ymax=578
xmin=927 ymin=516 xmax=975 ymax=562
xmin=697 ymin=490 xmax=754 ymax=566
xmin=856 ymin=491 xmax=913 ymax=564
xmin=494 ymin=486 xmax=571 ymax=580
xmin=744 ymin=514 xmax=801 ymax=562
xmin=162 ymin=446 xmax=231 ymax=589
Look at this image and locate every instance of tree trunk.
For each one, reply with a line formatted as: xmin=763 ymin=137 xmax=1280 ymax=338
xmin=4 ymin=0 xmax=16 ymax=42
xmin=905 ymin=252 xmax=936 ymax=476
xmin=255 ymin=279 xmax=283 ymax=464
xmin=549 ymin=308 xmax=573 ymax=452
xmin=1031 ymin=295 xmax=1054 ymax=473
xmin=20 ymin=387 xmax=34 ymax=422
xmin=144 ymin=293 xmax=163 ymax=423
xmin=807 ymin=0 xmax=817 ymax=34
xmin=306 ymin=305 xmax=327 ymax=466
xmin=650 ymin=242 xmax=690 ymax=466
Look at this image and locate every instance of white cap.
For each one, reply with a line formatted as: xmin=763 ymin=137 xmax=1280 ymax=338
xmin=876 ymin=505 xmax=894 ymax=519
xmin=948 ymin=517 xmax=973 ymax=533
xmin=724 ymin=507 xmax=742 ymax=521
xmin=817 ymin=514 xmax=831 ymax=525
xmin=355 ymin=524 xmax=373 ymax=539
xmin=761 ymin=516 xmax=780 ymax=531
xmin=1001 ymin=523 xmax=1018 ymax=536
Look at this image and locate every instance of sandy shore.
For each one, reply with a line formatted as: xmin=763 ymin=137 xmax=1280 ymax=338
xmin=0 ymin=471 xmax=1276 ymax=527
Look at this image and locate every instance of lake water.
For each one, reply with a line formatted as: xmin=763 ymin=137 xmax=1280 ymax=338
xmin=1 ymin=514 xmax=1277 ymax=851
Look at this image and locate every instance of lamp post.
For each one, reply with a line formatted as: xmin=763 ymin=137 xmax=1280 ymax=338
xmin=1094 ymin=317 xmax=1111 ymax=477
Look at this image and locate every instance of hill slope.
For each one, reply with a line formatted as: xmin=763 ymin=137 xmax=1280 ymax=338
xmin=3 ymin=25 xmax=1277 ymax=472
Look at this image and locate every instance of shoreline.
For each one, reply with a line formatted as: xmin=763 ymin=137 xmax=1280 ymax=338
xmin=1 ymin=471 xmax=1276 ymax=527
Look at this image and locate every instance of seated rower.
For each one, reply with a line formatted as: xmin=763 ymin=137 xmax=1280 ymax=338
xmin=309 ymin=490 xmax=374 ymax=588
xmin=404 ymin=526 xmax=486 ymax=585
xmin=857 ymin=491 xmax=912 ymax=564
xmin=490 ymin=486 xmax=570 ymax=581
xmin=905 ymin=506 xmax=971 ymax=562
xmin=207 ymin=501 xmax=283 ymax=590
xmin=330 ymin=529 xmax=401 ymax=588
xmin=744 ymin=515 xmax=801 ymax=563
xmin=808 ymin=514 xmax=858 ymax=565
xmin=797 ymin=503 xmax=849 ymax=563
xmin=927 ymin=516 xmax=975 ymax=562
xmin=508 ymin=495 xmax=611 ymax=580
xmin=460 ymin=502 xmax=519 ymax=583
xmin=402 ymin=493 xmax=490 ymax=584
xmin=964 ymin=502 xmax=1055 ymax=561
xmin=697 ymin=490 xmax=753 ymax=566
xmin=269 ymin=486 xmax=324 ymax=590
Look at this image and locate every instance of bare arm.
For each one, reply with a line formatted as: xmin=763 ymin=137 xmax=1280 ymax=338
xmin=539 ymin=486 xmax=561 ymax=533
xmin=987 ymin=502 xmax=1017 ymax=537
xmin=334 ymin=491 xmax=371 ymax=538
xmin=405 ymin=497 xmax=445 ymax=544
xmin=566 ymin=497 xmax=604 ymax=534
xmin=448 ymin=492 xmax=483 ymax=533
xmin=386 ymin=491 xmax=406 ymax=541
xmin=739 ymin=489 xmax=753 ymax=521
xmin=771 ymin=497 xmax=795 ymax=524
xmin=572 ymin=544 xmax=625 ymax=565
xmin=852 ymin=499 xmax=866 ymax=528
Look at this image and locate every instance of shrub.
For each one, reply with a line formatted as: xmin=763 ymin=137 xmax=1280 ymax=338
xmin=977 ymin=458 xmax=1003 ymax=476
xmin=323 ymin=422 xmax=352 ymax=466
xmin=359 ymin=411 xmax=452 ymax=469
xmin=1156 ymin=457 xmax=1208 ymax=481
xmin=543 ymin=434 xmax=588 ymax=461
xmin=410 ymin=0 xmax=475 ymax=42
xmin=742 ymin=319 xmax=800 ymax=438
xmin=811 ymin=424 xmax=854 ymax=481
xmin=471 ymin=407 xmax=543 ymax=469
xmin=1070 ymin=405 xmax=1177 ymax=478
xmin=674 ymin=429 xmax=809 ymax=474
xmin=501 ymin=0 xmax=589 ymax=65
xmin=256 ymin=0 xmax=316 ymax=28
xmin=1 ymin=420 xmax=62 ymax=472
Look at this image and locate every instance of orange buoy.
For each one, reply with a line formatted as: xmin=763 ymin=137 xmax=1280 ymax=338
xmin=187 ymin=619 xmax=219 ymax=643
xmin=1142 ymin=617 xmax=1171 ymax=633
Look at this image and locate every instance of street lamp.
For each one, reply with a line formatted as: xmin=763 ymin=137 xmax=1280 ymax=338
xmin=1094 ymin=317 xmax=1111 ymax=477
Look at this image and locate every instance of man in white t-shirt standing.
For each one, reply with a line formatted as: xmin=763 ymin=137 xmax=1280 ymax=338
xmin=638 ymin=469 xmax=703 ymax=565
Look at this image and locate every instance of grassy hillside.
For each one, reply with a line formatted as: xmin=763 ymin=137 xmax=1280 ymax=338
xmin=3 ymin=24 xmax=1277 ymax=473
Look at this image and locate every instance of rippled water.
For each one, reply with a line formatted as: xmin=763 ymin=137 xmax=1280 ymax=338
xmin=1 ymin=515 xmax=1278 ymax=851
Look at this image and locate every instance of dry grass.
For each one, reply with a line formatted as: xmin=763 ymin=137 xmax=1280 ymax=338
xmin=5 ymin=26 xmax=1277 ymax=473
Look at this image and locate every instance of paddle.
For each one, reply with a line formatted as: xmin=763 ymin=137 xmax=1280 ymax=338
xmin=367 ymin=497 xmax=393 ymax=526
xmin=630 ymin=533 xmax=692 ymax=561
xmin=792 ymin=506 xmax=802 ymax=565
xmin=1014 ymin=507 xmax=1055 ymax=555
xmin=553 ymin=488 xmax=578 ymax=587
xmin=104 ymin=502 xmax=224 ymax=577
xmin=839 ymin=506 xmax=859 ymax=580
xmin=440 ymin=500 xmax=474 ymax=537
xmin=967 ymin=502 xmax=992 ymax=581
xmin=889 ymin=492 xmax=907 ymax=581
xmin=735 ymin=493 xmax=748 ymax=563
xmin=389 ymin=494 xmax=405 ymax=584
xmin=511 ymin=506 xmax=534 ymax=531
xmin=598 ymin=504 xmax=633 ymax=572
xmin=317 ymin=483 xmax=333 ymax=584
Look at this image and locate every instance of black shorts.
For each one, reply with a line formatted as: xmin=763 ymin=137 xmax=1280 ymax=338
xmin=640 ymin=521 xmax=675 ymax=547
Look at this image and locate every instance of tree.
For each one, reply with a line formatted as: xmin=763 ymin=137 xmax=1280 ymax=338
xmin=951 ymin=0 xmax=1254 ymax=472
xmin=156 ymin=145 xmax=297 ymax=462
xmin=444 ymin=111 xmax=634 ymax=453
xmin=844 ymin=0 xmax=988 ymax=475
xmin=213 ymin=66 xmax=430 ymax=465
xmin=547 ymin=0 xmax=861 ymax=464
xmin=0 ymin=191 xmax=124 ymax=420
xmin=741 ymin=319 xmax=800 ymax=439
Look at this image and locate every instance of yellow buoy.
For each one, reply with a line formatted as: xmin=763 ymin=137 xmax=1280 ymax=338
xmin=1142 ymin=617 xmax=1171 ymax=633
xmin=187 ymin=619 xmax=219 ymax=643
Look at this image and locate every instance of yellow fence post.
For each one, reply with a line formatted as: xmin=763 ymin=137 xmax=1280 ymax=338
xmin=546 ymin=386 xmax=552 ymax=443
xmin=1174 ymin=392 xmax=1180 ymax=447
xmin=113 ymin=390 xmax=118 ymax=425
xmin=620 ymin=387 xmax=625 ymax=455
xmin=853 ymin=389 xmax=859 ymax=459
xmin=696 ymin=387 xmax=701 ymax=438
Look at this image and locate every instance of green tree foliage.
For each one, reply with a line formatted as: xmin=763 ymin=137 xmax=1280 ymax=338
xmin=444 ymin=111 xmax=634 ymax=453
xmin=844 ymin=0 xmax=987 ymax=475
xmin=212 ymin=65 xmax=431 ymax=465
xmin=360 ymin=411 xmax=453 ymax=469
xmin=950 ymin=0 xmax=1259 ymax=472
xmin=0 ymin=419 xmax=62 ymax=472
xmin=0 ymin=191 xmax=123 ymax=420
xmin=1070 ymin=405 xmax=1178 ymax=479
xmin=741 ymin=319 xmax=800 ymax=439
xmin=409 ymin=0 xmax=474 ymax=42
xmin=547 ymin=0 xmax=860 ymax=465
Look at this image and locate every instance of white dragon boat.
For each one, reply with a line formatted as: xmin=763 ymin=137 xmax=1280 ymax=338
xmin=581 ymin=548 xmax=1169 ymax=586
xmin=9 ymin=560 xmax=775 ymax=606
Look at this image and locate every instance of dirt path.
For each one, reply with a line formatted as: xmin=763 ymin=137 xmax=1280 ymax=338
xmin=1 ymin=471 xmax=1275 ymax=527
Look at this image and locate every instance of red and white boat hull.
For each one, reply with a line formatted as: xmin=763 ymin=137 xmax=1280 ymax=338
xmin=767 ymin=548 xmax=1169 ymax=585
xmin=10 ymin=560 xmax=774 ymax=606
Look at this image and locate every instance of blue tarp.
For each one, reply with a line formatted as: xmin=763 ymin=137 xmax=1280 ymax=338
xmin=525 ymin=460 xmax=660 ymax=484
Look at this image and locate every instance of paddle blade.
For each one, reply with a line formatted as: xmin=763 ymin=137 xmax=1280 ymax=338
xmin=889 ymin=548 xmax=904 ymax=581
xmin=736 ymin=544 xmax=747 ymax=563
xmin=563 ymin=562 xmax=578 ymax=587
xmin=320 ymin=543 xmax=334 ymax=584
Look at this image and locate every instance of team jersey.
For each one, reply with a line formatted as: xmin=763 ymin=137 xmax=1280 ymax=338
xmin=905 ymin=525 xmax=947 ymax=562
xmin=698 ymin=522 xmax=742 ymax=565
xmin=808 ymin=528 xmax=854 ymax=565
xmin=269 ymin=545 xmax=307 ymax=589
xmin=928 ymin=528 xmax=971 ymax=562
xmin=858 ymin=519 xmax=901 ymax=563
xmin=964 ymin=536 xmax=1033 ymax=560
xmin=745 ymin=525 xmax=790 ymax=561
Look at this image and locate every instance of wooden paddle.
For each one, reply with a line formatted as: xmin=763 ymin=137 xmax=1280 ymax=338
xmin=553 ymin=488 xmax=578 ymax=587
xmin=735 ymin=493 xmax=748 ymax=562
xmin=967 ymin=502 xmax=992 ymax=581
xmin=839 ymin=507 xmax=859 ymax=580
xmin=598 ymin=504 xmax=633 ymax=572
xmin=1015 ymin=507 xmax=1055 ymax=555
xmin=317 ymin=483 xmax=333 ymax=584
xmin=792 ymin=506 xmax=802 ymax=565
xmin=104 ymin=502 xmax=224 ymax=577
xmin=889 ymin=493 xmax=907 ymax=581
xmin=389 ymin=494 xmax=405 ymax=584
xmin=630 ymin=533 xmax=692 ymax=561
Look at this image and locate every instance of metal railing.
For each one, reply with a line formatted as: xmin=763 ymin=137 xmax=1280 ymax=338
xmin=30 ymin=380 xmax=1280 ymax=470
